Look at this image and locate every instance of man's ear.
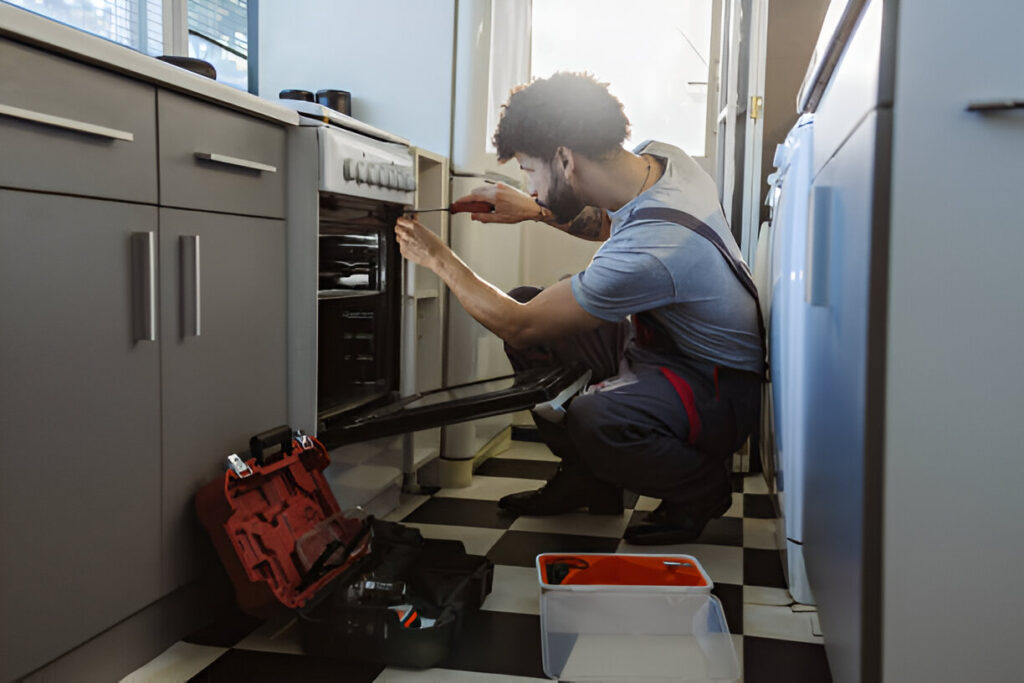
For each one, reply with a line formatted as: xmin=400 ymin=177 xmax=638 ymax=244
xmin=554 ymin=146 xmax=575 ymax=180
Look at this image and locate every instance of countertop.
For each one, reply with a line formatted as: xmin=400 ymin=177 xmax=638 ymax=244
xmin=0 ymin=3 xmax=299 ymax=126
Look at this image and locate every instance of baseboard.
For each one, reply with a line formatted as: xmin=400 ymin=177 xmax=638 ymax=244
xmin=21 ymin=573 xmax=233 ymax=683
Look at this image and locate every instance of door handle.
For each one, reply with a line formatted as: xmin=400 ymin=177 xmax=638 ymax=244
xmin=806 ymin=186 xmax=833 ymax=307
xmin=966 ymin=99 xmax=1024 ymax=112
xmin=194 ymin=151 xmax=277 ymax=173
xmin=0 ymin=103 xmax=134 ymax=141
xmin=181 ymin=235 xmax=201 ymax=337
xmin=132 ymin=232 xmax=157 ymax=342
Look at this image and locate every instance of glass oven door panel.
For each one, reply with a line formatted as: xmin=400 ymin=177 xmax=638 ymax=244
xmin=317 ymin=294 xmax=397 ymax=417
xmin=317 ymin=365 xmax=585 ymax=448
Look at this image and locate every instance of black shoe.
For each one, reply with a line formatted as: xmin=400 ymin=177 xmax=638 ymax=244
xmin=622 ymin=494 xmax=732 ymax=545
xmin=498 ymin=467 xmax=624 ymax=516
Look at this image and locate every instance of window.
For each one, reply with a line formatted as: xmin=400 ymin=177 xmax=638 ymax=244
xmin=531 ymin=0 xmax=717 ymax=159
xmin=2 ymin=0 xmax=252 ymax=91
xmin=4 ymin=0 xmax=164 ymax=55
xmin=188 ymin=0 xmax=248 ymax=90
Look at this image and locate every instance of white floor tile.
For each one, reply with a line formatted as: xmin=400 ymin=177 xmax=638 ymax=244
xmin=743 ymin=603 xmax=824 ymax=644
xmin=480 ymin=565 xmax=541 ymax=615
xmin=233 ymin=616 xmax=303 ymax=655
xmin=510 ymin=511 xmax=631 ymax=538
xmin=742 ymin=518 xmax=778 ymax=550
xmin=119 ymin=642 xmax=226 ymax=683
xmin=382 ymin=493 xmax=431 ymax=522
xmin=493 ymin=441 xmax=559 ymax=462
xmin=723 ymin=492 xmax=743 ymax=518
xmin=434 ymin=475 xmax=547 ymax=502
xmin=401 ymin=523 xmax=506 ymax=556
xmin=634 ymin=495 xmax=661 ymax=512
xmin=743 ymin=474 xmax=769 ymax=495
xmin=375 ymin=669 xmax=541 ymax=682
xmin=743 ymin=585 xmax=794 ymax=606
xmin=616 ymin=541 xmax=744 ymax=586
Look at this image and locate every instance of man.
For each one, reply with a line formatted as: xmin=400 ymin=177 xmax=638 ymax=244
xmin=394 ymin=72 xmax=763 ymax=544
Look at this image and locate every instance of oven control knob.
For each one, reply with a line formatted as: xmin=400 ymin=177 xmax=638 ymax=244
xmin=387 ymin=167 xmax=398 ymax=188
xmin=405 ymin=171 xmax=417 ymax=190
xmin=356 ymin=161 xmax=368 ymax=182
xmin=343 ymin=158 xmax=356 ymax=181
xmin=369 ymin=164 xmax=381 ymax=185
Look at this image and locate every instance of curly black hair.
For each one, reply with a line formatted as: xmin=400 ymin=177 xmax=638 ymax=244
xmin=492 ymin=72 xmax=631 ymax=163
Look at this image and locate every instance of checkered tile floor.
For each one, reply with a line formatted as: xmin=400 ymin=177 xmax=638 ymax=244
xmin=124 ymin=439 xmax=832 ymax=682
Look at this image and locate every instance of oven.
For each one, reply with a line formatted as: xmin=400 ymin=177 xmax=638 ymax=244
xmin=283 ymin=101 xmax=583 ymax=456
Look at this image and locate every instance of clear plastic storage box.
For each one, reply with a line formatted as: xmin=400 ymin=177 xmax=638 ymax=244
xmin=536 ymin=553 xmax=739 ymax=682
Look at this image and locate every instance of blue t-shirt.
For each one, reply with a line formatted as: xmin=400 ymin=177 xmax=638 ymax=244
xmin=570 ymin=140 xmax=764 ymax=374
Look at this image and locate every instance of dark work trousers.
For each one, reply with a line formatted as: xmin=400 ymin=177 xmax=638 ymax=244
xmin=505 ymin=286 xmax=761 ymax=508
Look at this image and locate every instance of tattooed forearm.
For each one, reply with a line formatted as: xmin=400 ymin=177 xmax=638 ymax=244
xmin=548 ymin=206 xmax=609 ymax=241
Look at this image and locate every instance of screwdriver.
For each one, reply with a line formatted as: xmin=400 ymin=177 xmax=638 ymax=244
xmin=405 ymin=200 xmax=494 ymax=215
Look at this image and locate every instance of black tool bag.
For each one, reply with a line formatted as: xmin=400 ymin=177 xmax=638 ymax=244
xmin=297 ymin=519 xmax=494 ymax=669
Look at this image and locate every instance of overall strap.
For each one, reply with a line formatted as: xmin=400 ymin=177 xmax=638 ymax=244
xmin=630 ymin=207 xmax=768 ymax=380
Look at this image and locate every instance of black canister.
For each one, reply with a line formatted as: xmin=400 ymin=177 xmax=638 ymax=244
xmin=316 ymin=89 xmax=352 ymax=116
xmin=279 ymin=89 xmax=315 ymax=102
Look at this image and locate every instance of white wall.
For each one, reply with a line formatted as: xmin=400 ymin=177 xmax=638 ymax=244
xmin=519 ymin=222 xmax=600 ymax=288
xmin=258 ymin=0 xmax=456 ymax=156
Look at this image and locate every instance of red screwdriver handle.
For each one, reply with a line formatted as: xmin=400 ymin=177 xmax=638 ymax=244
xmin=450 ymin=200 xmax=494 ymax=214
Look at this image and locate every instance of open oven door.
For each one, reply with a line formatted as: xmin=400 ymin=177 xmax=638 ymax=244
xmin=317 ymin=365 xmax=590 ymax=449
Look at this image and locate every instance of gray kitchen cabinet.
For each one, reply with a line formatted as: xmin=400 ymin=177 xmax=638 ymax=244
xmin=0 ymin=189 xmax=163 ymax=682
xmin=0 ymin=36 xmax=158 ymax=203
xmin=158 ymin=207 xmax=287 ymax=592
xmin=157 ymin=90 xmax=286 ymax=219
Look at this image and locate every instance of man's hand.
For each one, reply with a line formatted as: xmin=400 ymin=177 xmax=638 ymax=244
xmin=395 ymin=216 xmax=449 ymax=269
xmin=454 ymin=182 xmax=547 ymax=224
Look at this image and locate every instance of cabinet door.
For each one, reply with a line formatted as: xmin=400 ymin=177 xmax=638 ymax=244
xmin=0 ymin=190 xmax=162 ymax=682
xmin=159 ymin=208 xmax=286 ymax=591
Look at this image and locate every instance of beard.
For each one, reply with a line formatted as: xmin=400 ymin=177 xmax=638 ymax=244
xmin=539 ymin=164 xmax=587 ymax=224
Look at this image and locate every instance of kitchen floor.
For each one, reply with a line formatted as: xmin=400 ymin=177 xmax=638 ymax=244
xmin=123 ymin=436 xmax=832 ymax=682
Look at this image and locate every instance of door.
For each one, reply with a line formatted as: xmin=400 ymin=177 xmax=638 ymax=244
xmin=0 ymin=190 xmax=162 ymax=682
xmin=319 ymin=365 xmax=586 ymax=450
xmin=159 ymin=208 xmax=287 ymax=591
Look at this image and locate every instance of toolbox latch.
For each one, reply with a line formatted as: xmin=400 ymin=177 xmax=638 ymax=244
xmin=226 ymin=453 xmax=254 ymax=478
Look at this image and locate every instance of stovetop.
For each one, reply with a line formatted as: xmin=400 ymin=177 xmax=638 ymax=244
xmin=276 ymin=99 xmax=409 ymax=146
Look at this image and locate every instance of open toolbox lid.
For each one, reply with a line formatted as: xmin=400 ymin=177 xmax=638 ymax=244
xmin=195 ymin=427 xmax=373 ymax=616
xmin=318 ymin=365 xmax=589 ymax=449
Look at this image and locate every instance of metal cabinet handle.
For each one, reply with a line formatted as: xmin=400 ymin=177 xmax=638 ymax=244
xmin=181 ymin=235 xmax=201 ymax=337
xmin=966 ymin=99 xmax=1024 ymax=112
xmin=194 ymin=151 xmax=277 ymax=173
xmin=806 ymin=186 xmax=833 ymax=307
xmin=132 ymin=232 xmax=157 ymax=342
xmin=0 ymin=103 xmax=134 ymax=141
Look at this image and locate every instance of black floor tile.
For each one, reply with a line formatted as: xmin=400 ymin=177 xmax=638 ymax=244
xmin=744 ymin=547 xmax=788 ymax=589
xmin=442 ymin=610 xmax=548 ymax=678
xmin=731 ymin=474 xmax=746 ymax=492
xmin=475 ymin=458 xmax=559 ymax=480
xmin=486 ymin=530 xmax=621 ymax=567
xmin=622 ymin=490 xmax=640 ymax=510
xmin=711 ymin=582 xmax=743 ymax=636
xmin=624 ymin=511 xmax=743 ymax=546
xmin=189 ymin=649 xmax=384 ymax=683
xmin=183 ymin=608 xmax=264 ymax=648
xmin=401 ymin=496 xmax=517 ymax=529
xmin=744 ymin=493 xmax=777 ymax=518
xmin=744 ymin=636 xmax=833 ymax=683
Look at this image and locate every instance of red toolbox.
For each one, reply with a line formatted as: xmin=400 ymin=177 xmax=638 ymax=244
xmin=195 ymin=425 xmax=494 ymax=668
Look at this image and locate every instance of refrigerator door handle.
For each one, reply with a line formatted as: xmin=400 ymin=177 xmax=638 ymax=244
xmin=806 ymin=186 xmax=833 ymax=307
